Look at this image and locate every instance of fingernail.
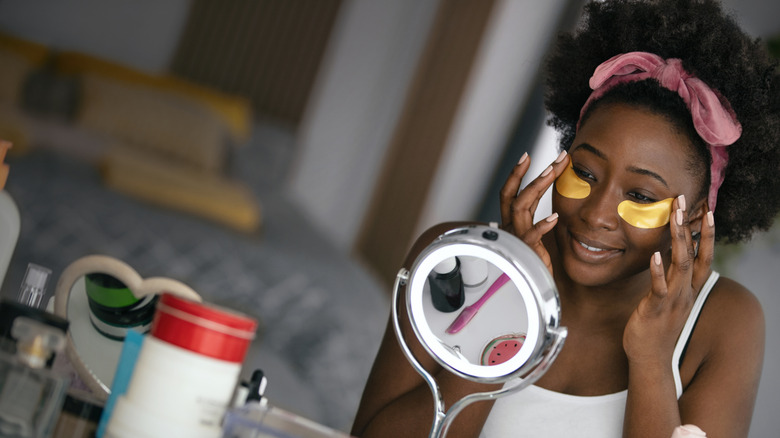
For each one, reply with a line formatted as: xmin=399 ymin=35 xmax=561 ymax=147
xmin=517 ymin=152 xmax=528 ymax=165
xmin=676 ymin=209 xmax=684 ymax=226
xmin=707 ymin=211 xmax=714 ymax=227
xmin=678 ymin=194 xmax=686 ymax=211
xmin=554 ymin=150 xmax=567 ymax=163
xmin=541 ymin=165 xmax=553 ymax=177
xmin=653 ymin=251 xmax=661 ymax=266
xmin=545 ymin=212 xmax=559 ymax=223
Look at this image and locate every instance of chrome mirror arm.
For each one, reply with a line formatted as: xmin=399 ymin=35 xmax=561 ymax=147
xmin=391 ymin=268 xmax=446 ymax=437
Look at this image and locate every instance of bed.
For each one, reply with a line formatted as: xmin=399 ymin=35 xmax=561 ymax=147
xmin=0 ymin=118 xmax=389 ymax=432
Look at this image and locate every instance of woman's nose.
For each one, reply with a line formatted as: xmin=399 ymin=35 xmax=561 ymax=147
xmin=577 ymin=187 xmax=620 ymax=231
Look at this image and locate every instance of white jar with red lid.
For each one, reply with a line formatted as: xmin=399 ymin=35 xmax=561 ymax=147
xmin=105 ymin=293 xmax=258 ymax=438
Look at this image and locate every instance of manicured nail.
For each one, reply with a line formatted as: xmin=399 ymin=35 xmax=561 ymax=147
xmin=678 ymin=194 xmax=686 ymax=211
xmin=676 ymin=209 xmax=684 ymax=226
xmin=653 ymin=252 xmax=661 ymax=266
xmin=545 ymin=212 xmax=559 ymax=223
xmin=707 ymin=211 xmax=714 ymax=227
xmin=541 ymin=165 xmax=553 ymax=177
xmin=554 ymin=150 xmax=567 ymax=163
xmin=517 ymin=152 xmax=528 ymax=165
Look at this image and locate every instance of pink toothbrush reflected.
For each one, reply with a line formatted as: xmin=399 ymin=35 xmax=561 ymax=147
xmin=445 ymin=273 xmax=510 ymax=334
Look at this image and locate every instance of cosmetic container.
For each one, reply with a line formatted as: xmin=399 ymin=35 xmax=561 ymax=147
xmin=0 ymin=317 xmax=68 ymax=438
xmin=52 ymin=393 xmax=104 ymax=438
xmin=95 ymin=329 xmax=144 ymax=438
xmin=84 ymin=273 xmax=157 ymax=340
xmin=459 ymin=256 xmax=489 ymax=288
xmin=222 ymin=397 xmax=352 ymax=438
xmin=428 ymin=257 xmax=465 ymax=312
xmin=0 ymin=298 xmax=69 ymax=370
xmin=105 ymin=293 xmax=257 ymax=438
xmin=222 ymin=371 xmax=354 ymax=437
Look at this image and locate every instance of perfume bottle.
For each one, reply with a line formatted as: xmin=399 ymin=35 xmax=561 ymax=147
xmin=0 ymin=317 xmax=68 ymax=438
xmin=428 ymin=257 xmax=465 ymax=312
xmin=17 ymin=264 xmax=52 ymax=310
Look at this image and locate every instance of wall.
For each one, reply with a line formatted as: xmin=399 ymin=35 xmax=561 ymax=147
xmin=414 ymin=0 xmax=570 ymax=236
xmin=287 ymin=0 xmax=440 ymax=250
xmin=288 ymin=0 xmax=573 ymax=255
xmin=0 ymin=0 xmax=191 ymax=74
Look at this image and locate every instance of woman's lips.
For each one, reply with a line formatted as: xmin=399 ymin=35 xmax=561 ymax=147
xmin=569 ymin=233 xmax=623 ymax=261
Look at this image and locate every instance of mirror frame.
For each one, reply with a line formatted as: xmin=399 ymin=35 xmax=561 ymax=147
xmin=53 ymin=254 xmax=201 ymax=400
xmin=392 ymin=224 xmax=567 ymax=438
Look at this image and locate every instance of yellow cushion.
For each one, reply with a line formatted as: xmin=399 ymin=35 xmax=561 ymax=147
xmin=56 ymin=52 xmax=252 ymax=143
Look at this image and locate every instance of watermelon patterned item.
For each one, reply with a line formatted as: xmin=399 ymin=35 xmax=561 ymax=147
xmin=481 ymin=333 xmax=526 ymax=366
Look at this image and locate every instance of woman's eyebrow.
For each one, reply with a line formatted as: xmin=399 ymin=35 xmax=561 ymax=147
xmin=574 ymin=142 xmax=669 ymax=188
xmin=626 ymin=165 xmax=669 ymax=188
xmin=573 ymin=143 xmax=607 ymax=160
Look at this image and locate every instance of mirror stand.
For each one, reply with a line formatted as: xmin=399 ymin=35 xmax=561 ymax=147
xmin=391 ymin=268 xmax=567 ymax=438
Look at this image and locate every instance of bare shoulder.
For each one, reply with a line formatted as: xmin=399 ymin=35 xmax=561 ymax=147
xmin=679 ymin=274 xmax=765 ymax=433
xmin=686 ymin=274 xmax=765 ymax=371
xmin=703 ymin=275 xmax=764 ymax=333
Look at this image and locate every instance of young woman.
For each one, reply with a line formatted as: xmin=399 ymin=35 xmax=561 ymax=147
xmin=352 ymin=1 xmax=780 ymax=436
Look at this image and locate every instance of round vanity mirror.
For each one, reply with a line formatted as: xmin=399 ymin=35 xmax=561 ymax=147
xmin=53 ymin=255 xmax=201 ymax=400
xmin=392 ymin=224 xmax=567 ymax=437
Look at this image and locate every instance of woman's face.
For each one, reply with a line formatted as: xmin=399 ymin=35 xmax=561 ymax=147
xmin=552 ymin=102 xmax=705 ymax=287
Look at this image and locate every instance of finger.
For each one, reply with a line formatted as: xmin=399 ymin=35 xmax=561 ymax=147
xmin=510 ymin=151 xmax=570 ymax=231
xmin=500 ymin=153 xmax=531 ymax=226
xmin=643 ymin=251 xmax=669 ymax=314
xmin=692 ymin=210 xmax=715 ymax=291
xmin=520 ymin=212 xmax=559 ymax=247
xmin=667 ymin=196 xmax=695 ymax=298
xmin=515 ymin=213 xmax=558 ymax=275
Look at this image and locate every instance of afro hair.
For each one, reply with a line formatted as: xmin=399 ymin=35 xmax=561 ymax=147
xmin=544 ymin=0 xmax=780 ymax=243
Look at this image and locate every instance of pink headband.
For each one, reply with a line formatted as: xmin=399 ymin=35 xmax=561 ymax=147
xmin=577 ymin=51 xmax=742 ymax=211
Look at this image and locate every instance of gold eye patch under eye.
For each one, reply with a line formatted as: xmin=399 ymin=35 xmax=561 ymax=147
xmin=617 ymin=198 xmax=674 ymax=229
xmin=556 ymin=161 xmax=673 ymax=229
xmin=555 ymin=162 xmax=590 ymax=199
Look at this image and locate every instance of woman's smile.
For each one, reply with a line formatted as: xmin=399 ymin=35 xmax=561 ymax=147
xmin=569 ymin=231 xmax=623 ymax=260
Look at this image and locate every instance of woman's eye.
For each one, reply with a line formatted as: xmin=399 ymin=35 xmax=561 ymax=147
xmin=629 ymin=192 xmax=656 ymax=203
xmin=572 ymin=166 xmax=595 ymax=181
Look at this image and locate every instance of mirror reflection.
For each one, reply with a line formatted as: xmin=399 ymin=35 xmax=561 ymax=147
xmin=66 ymin=274 xmax=157 ymax=391
xmin=53 ymin=254 xmax=201 ymax=400
xmin=421 ymin=257 xmax=527 ymax=367
xmin=403 ymin=226 xmax=559 ymax=383
xmin=83 ymin=273 xmax=157 ymax=341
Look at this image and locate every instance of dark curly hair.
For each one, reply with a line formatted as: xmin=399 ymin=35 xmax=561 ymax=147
xmin=544 ymin=0 xmax=780 ymax=243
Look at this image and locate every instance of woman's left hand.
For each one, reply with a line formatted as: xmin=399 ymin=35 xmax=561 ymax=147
xmin=623 ymin=195 xmax=716 ymax=366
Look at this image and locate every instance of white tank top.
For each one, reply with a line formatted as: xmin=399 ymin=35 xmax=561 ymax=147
xmin=480 ymin=271 xmax=720 ymax=437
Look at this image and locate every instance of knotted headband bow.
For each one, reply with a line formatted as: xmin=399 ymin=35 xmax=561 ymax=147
xmin=577 ymin=51 xmax=742 ymax=211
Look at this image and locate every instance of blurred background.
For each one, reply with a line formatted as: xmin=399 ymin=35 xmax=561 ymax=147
xmin=0 ymin=0 xmax=777 ymax=435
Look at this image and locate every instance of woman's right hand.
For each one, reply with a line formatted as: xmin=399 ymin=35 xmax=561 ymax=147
xmin=499 ymin=150 xmax=570 ymax=274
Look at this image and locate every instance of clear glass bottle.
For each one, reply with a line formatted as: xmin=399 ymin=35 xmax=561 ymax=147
xmin=0 ymin=317 xmax=68 ymax=438
xmin=17 ymin=264 xmax=52 ymax=310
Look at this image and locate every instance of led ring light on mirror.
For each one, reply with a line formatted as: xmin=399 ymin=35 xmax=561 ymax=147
xmin=392 ymin=224 xmax=567 ymax=438
xmin=53 ymin=254 xmax=202 ymax=400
